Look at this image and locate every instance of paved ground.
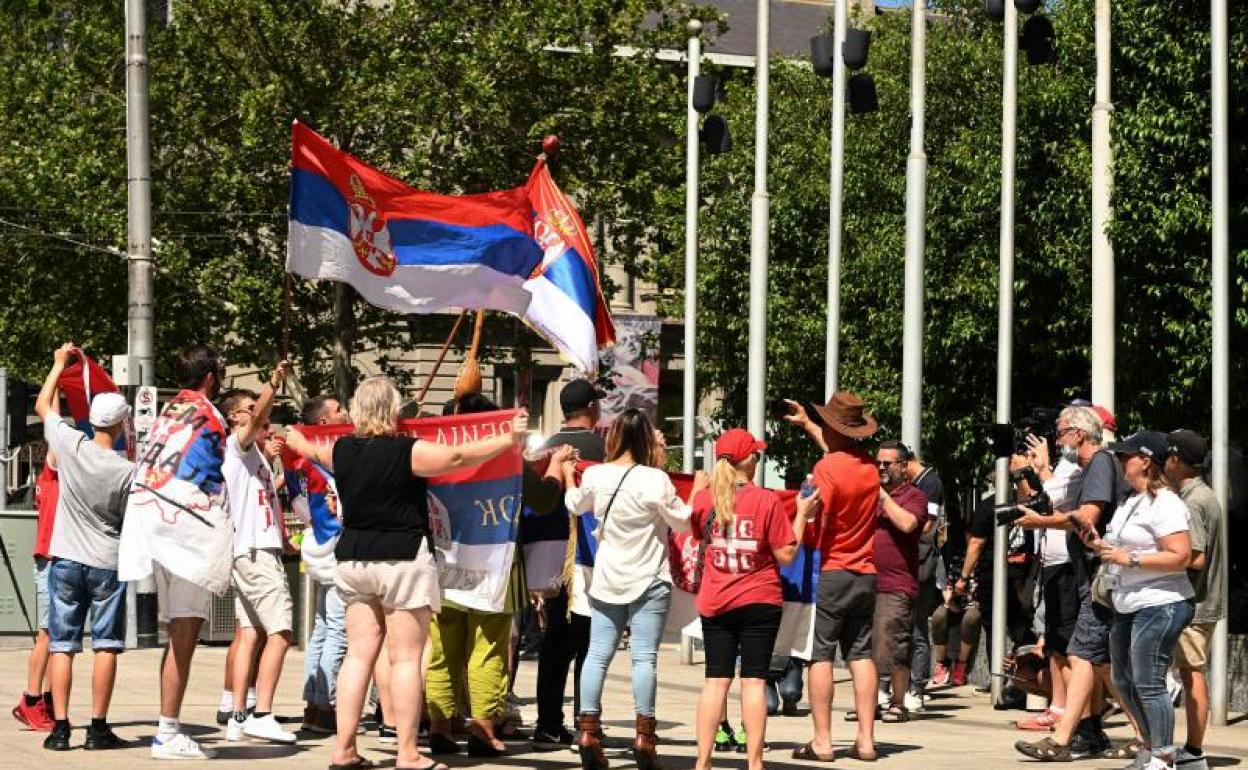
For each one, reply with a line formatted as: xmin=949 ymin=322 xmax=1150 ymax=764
xmin=1 ymin=643 xmax=1245 ymax=769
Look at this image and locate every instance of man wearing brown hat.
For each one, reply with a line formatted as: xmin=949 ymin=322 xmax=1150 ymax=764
xmin=786 ymin=391 xmax=881 ymax=763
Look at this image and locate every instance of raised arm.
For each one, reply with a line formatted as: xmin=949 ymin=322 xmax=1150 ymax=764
xmin=783 ymin=400 xmax=828 ymax=453
xmin=237 ymin=361 xmax=290 ymax=451
xmin=35 ymin=343 xmax=76 ymax=420
xmin=409 ymin=410 xmax=527 ymax=477
xmin=284 ymin=427 xmax=335 ymax=472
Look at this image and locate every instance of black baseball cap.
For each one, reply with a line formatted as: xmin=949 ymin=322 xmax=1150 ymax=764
xmin=1107 ymin=431 xmax=1170 ymax=465
xmin=1168 ymin=429 xmax=1208 ymax=469
xmin=559 ymin=379 xmax=603 ymax=416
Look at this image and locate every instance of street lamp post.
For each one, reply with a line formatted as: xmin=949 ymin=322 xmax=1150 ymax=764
xmin=900 ymin=0 xmax=928 ymax=456
xmin=746 ymin=0 xmax=771 ymax=464
xmin=824 ymin=0 xmax=849 ymax=399
xmin=1090 ymin=0 xmax=1114 ymax=415
xmin=683 ymin=21 xmax=702 ymax=473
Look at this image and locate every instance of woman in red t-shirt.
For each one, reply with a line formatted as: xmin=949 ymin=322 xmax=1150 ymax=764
xmin=689 ymin=428 xmax=815 ymax=770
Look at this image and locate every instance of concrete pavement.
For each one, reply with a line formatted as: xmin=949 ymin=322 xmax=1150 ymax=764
xmin=1 ymin=643 xmax=1244 ymax=769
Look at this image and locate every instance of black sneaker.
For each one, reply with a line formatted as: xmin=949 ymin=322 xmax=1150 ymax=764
xmin=216 ymin=709 xmax=231 ymax=726
xmin=85 ymin=724 xmax=127 ymax=750
xmin=44 ymin=724 xmax=72 ymax=751
xmin=378 ymin=724 xmax=397 ymax=745
xmin=1069 ymin=729 xmax=1111 ymax=759
xmin=531 ymin=724 xmax=574 ymax=751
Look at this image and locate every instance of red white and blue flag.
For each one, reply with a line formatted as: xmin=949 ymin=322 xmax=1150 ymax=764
xmin=523 ymin=158 xmax=615 ymax=373
xmin=287 ymin=123 xmax=543 ymax=316
xmin=56 ymin=349 xmax=119 ymax=435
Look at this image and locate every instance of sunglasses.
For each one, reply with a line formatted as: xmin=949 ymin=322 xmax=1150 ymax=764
xmin=876 ymin=459 xmax=902 ymax=469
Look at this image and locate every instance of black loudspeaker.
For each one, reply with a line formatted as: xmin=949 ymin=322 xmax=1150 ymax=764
xmin=691 ymin=75 xmax=717 ymax=113
xmin=847 ymin=73 xmax=878 ymax=114
xmin=1021 ymin=15 xmax=1057 ymax=65
xmin=810 ymin=33 xmax=835 ymax=77
xmin=701 ymin=114 xmax=732 ymax=155
xmin=1015 ymin=0 xmax=1042 ymax=14
xmin=992 ymin=424 xmax=1015 ymax=459
xmin=843 ymin=28 xmax=871 ymax=70
xmin=984 ymin=0 xmax=1005 ymax=21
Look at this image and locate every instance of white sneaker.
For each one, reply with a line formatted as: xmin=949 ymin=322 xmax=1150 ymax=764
xmin=241 ymin=713 xmax=296 ymax=744
xmin=226 ymin=717 xmax=247 ymax=742
xmin=1175 ymin=747 xmax=1209 ymax=770
xmin=151 ymin=733 xmax=214 ymax=760
xmin=1146 ymin=757 xmax=1175 ymax=770
xmin=903 ymin=690 xmax=926 ymax=713
xmin=877 ymin=688 xmax=890 ymax=708
xmin=1122 ymin=747 xmax=1152 ymax=770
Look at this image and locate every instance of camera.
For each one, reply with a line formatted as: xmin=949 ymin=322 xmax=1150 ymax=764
xmin=950 ymin=578 xmax=976 ymax=611
xmin=994 ymin=465 xmax=1052 ymax=526
xmin=1014 ymin=407 xmax=1058 ymax=455
xmin=770 ymin=398 xmax=825 ymax=426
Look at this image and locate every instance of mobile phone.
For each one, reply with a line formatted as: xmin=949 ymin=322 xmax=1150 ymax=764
xmin=769 ymin=398 xmax=795 ymax=421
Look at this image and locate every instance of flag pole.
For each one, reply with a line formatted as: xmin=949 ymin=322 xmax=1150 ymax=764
xmin=417 ymin=309 xmax=469 ymax=405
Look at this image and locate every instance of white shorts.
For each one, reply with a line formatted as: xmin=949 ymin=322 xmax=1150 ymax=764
xmin=154 ymin=562 xmax=213 ymax=623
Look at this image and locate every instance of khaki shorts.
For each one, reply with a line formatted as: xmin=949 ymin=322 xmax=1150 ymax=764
xmin=154 ymin=562 xmax=212 ymax=623
xmin=1175 ymin=621 xmax=1216 ymax=670
xmin=232 ymin=549 xmax=294 ymax=634
xmin=872 ymin=591 xmax=915 ymax=674
xmin=336 ymin=544 xmax=441 ymax=612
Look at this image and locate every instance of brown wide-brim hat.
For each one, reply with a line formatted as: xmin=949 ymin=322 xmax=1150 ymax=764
xmin=812 ymin=390 xmax=878 ymax=439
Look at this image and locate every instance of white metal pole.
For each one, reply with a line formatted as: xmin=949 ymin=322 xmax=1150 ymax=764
xmin=0 ymin=368 xmax=7 ymax=511
xmin=991 ymin=0 xmax=1018 ymax=707
xmin=824 ymin=0 xmax=849 ymax=399
xmin=1090 ymin=0 xmax=1114 ymax=414
xmin=1208 ymin=0 xmax=1229 ymax=727
xmin=900 ymin=0 xmax=928 ymax=455
xmin=746 ymin=0 xmax=770 ymax=462
xmin=126 ymin=0 xmax=154 ymax=388
xmin=683 ymin=21 xmax=702 ymax=474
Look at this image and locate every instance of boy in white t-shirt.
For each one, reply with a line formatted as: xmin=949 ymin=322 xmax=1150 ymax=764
xmin=220 ymin=361 xmax=295 ymax=744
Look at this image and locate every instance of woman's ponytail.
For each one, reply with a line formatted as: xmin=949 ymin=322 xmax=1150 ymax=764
xmin=712 ymin=457 xmax=738 ymax=529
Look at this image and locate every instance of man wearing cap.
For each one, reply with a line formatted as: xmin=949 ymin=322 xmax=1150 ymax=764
xmin=786 ymin=391 xmax=881 ymax=762
xmin=1166 ymin=429 xmax=1223 ymax=770
xmin=529 ymin=378 xmax=607 ymax=751
xmin=33 ymin=343 xmax=136 ymax=752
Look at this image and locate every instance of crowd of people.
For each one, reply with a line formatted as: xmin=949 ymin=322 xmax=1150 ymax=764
xmin=8 ymin=343 xmax=1226 ymax=770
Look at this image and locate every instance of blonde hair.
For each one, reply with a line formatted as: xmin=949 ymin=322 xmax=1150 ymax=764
xmin=349 ymin=376 xmax=400 ymax=438
xmin=712 ymin=457 xmax=746 ymax=528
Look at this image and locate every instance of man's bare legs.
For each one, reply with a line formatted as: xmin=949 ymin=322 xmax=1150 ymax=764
xmin=1180 ymin=666 xmax=1209 ymax=753
xmin=161 ymin=618 xmax=204 ymax=722
xmin=25 ymin=629 xmax=50 ymax=702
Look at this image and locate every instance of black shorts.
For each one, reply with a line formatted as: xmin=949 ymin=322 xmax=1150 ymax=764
xmin=1041 ymin=563 xmax=1079 ymax=656
xmin=702 ymin=603 xmax=783 ymax=679
xmin=812 ymin=570 xmax=876 ymax=663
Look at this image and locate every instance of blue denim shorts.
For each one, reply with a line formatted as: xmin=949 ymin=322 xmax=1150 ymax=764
xmin=47 ymin=558 xmax=127 ymax=653
xmin=1067 ymin=584 xmax=1113 ymax=665
xmin=33 ymin=557 xmax=51 ymax=630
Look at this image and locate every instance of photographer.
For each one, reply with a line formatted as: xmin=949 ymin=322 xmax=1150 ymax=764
xmin=1015 ymin=405 xmax=1123 ymax=761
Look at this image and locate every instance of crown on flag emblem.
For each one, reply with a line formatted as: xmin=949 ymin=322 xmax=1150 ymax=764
xmin=347 ymin=174 xmax=396 ymax=276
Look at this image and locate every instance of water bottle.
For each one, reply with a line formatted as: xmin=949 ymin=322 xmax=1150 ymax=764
xmin=1103 ymin=534 xmax=1123 ymax=590
xmin=799 ymin=475 xmax=817 ymax=526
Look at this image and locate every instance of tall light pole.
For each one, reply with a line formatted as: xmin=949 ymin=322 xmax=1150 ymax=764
xmin=1089 ymin=0 xmax=1114 ymax=414
xmin=746 ymin=0 xmax=770 ymax=462
xmin=126 ymin=0 xmax=154 ymax=388
xmin=1208 ymin=0 xmax=1229 ymax=727
xmin=990 ymin=0 xmax=1019 ymax=708
xmin=824 ymin=0 xmax=849 ymax=399
xmin=683 ymin=20 xmax=702 ymax=473
xmin=900 ymin=0 xmax=928 ymax=455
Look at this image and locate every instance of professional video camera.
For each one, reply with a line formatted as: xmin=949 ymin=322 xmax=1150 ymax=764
xmin=994 ymin=465 xmax=1052 ymax=526
xmin=1013 ymin=407 xmax=1058 ymax=455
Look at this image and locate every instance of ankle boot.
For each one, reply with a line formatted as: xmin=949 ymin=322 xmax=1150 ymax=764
xmin=633 ymin=714 xmax=663 ymax=770
xmin=576 ymin=713 xmax=608 ymax=770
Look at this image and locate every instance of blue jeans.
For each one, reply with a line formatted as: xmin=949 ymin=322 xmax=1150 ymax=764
xmin=910 ymin=579 xmax=937 ymax=692
xmin=34 ymin=557 xmax=51 ymax=630
xmin=1109 ymin=600 xmax=1194 ymax=757
xmin=47 ymin=558 xmax=126 ymax=653
xmin=579 ymin=580 xmax=671 ymax=717
xmin=302 ymin=584 xmax=347 ymax=709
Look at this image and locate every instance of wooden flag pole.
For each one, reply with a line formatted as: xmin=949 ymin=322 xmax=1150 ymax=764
xmin=281 ymin=272 xmax=293 ymax=394
xmin=416 ymin=309 xmax=469 ymax=406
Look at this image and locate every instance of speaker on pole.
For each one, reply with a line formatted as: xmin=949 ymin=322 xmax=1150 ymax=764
xmin=692 ymin=74 xmax=718 ymax=113
xmin=1021 ymin=15 xmax=1057 ymax=65
xmin=1015 ymin=0 xmax=1042 ymax=14
xmin=847 ymin=73 xmax=878 ymax=114
xmin=810 ymin=33 xmax=834 ymax=77
xmin=701 ymin=114 xmax=733 ymax=155
xmin=983 ymin=0 xmax=1005 ymax=22
xmin=843 ymin=28 xmax=871 ymax=70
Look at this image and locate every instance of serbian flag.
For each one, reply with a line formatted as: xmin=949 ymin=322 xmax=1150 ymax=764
xmin=522 ymin=157 xmax=615 ymax=373
xmin=287 ymin=122 xmax=543 ymax=315
xmin=56 ymin=349 xmax=119 ymax=435
xmin=291 ymin=410 xmax=524 ymax=613
xmin=665 ymin=478 xmax=821 ymax=659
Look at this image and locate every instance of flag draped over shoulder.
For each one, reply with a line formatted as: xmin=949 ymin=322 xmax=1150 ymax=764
xmin=292 ymin=410 xmax=524 ymax=613
xmin=287 ymin=123 xmax=543 ymax=316
xmin=522 ymin=158 xmax=615 ymax=373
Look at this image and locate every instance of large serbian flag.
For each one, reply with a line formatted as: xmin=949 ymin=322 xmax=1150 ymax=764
xmin=57 ymin=349 xmax=120 ymax=435
xmin=522 ymin=157 xmax=615 ymax=373
xmin=290 ymin=410 xmax=524 ymax=613
xmin=287 ymin=122 xmax=543 ymax=315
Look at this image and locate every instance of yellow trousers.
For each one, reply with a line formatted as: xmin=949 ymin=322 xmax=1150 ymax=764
xmin=425 ymin=605 xmax=512 ymax=721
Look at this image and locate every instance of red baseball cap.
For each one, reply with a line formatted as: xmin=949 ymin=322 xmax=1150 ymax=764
xmin=1092 ymin=405 xmax=1117 ymax=433
xmin=715 ymin=428 xmax=766 ymax=465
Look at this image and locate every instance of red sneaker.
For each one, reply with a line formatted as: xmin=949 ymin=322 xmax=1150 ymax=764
xmin=932 ymin=661 xmax=951 ymax=686
xmin=1016 ymin=709 xmax=1060 ymax=731
xmin=951 ymin=660 xmax=968 ymax=687
xmin=12 ymin=696 xmax=54 ymax=732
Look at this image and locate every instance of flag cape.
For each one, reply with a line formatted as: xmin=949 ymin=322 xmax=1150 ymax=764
xmin=118 ymin=391 xmax=233 ymax=594
xmin=522 ymin=158 xmax=615 ymax=373
xmin=292 ymin=410 xmax=524 ymax=613
xmin=282 ymin=454 xmax=341 ymax=546
xmin=287 ymin=123 xmax=543 ymax=316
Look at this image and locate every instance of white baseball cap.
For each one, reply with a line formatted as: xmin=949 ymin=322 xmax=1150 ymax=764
xmin=89 ymin=392 xmax=131 ymax=428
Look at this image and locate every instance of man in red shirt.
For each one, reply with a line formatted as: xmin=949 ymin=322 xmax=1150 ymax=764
xmin=872 ymin=441 xmax=929 ymax=723
xmin=787 ymin=391 xmax=881 ymax=763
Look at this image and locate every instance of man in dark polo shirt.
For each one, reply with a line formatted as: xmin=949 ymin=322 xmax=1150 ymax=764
xmin=871 ymin=441 xmax=929 ymax=722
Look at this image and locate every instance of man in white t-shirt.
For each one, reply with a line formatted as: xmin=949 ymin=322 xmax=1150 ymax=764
xmin=219 ymin=361 xmax=294 ymax=744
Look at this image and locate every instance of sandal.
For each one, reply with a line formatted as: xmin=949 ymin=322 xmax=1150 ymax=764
xmin=398 ymin=763 xmax=449 ymax=770
xmin=328 ymin=758 xmax=377 ymax=770
xmin=1014 ymin=736 xmax=1074 ymax=762
xmin=847 ymin=745 xmax=878 ymax=762
xmin=427 ymin=732 xmax=460 ymax=755
xmin=881 ymin=705 xmax=910 ymax=723
xmin=466 ymin=732 xmax=505 ymax=758
xmin=846 ymin=705 xmax=882 ymax=722
xmin=791 ymin=741 xmax=837 ymax=762
xmin=1099 ymin=739 xmax=1143 ymax=760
